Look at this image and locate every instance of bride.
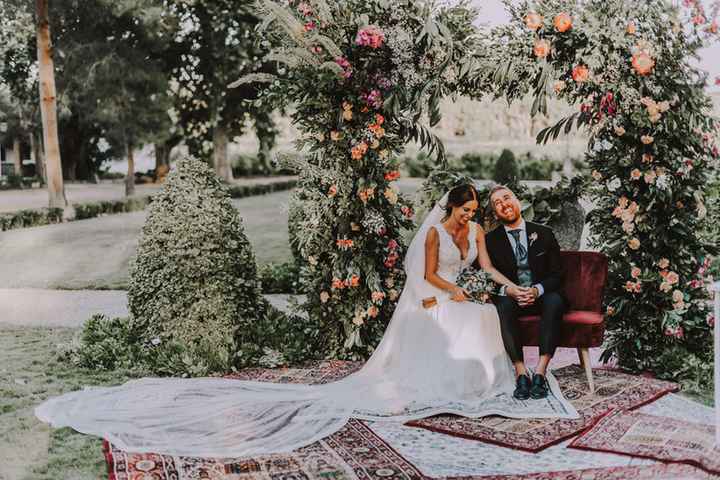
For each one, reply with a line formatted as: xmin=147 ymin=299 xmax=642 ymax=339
xmin=36 ymin=184 xmax=577 ymax=458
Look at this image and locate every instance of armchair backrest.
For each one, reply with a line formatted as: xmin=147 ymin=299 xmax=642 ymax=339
xmin=560 ymin=251 xmax=609 ymax=313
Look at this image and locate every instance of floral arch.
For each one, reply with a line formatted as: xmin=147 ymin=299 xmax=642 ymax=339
xmin=241 ymin=0 xmax=719 ymax=382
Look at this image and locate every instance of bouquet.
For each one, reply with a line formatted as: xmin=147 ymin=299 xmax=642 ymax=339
xmin=457 ymin=267 xmax=497 ymax=303
xmin=422 ymin=267 xmax=497 ymax=308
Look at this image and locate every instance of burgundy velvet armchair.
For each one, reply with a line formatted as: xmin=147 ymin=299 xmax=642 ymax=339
xmin=518 ymin=251 xmax=609 ymax=393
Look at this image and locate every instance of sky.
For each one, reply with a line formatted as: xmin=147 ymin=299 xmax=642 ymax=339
xmin=471 ymin=0 xmax=720 ymax=93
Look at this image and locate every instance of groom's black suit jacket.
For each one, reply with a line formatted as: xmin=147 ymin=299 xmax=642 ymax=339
xmin=482 ymin=221 xmax=565 ymax=299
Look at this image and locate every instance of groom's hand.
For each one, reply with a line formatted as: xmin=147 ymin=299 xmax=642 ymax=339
xmin=508 ymin=286 xmax=535 ymax=307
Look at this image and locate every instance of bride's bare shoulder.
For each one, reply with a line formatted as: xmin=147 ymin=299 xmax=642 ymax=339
xmin=470 ymin=221 xmax=486 ymax=235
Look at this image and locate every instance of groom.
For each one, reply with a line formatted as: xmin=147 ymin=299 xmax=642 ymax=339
xmin=484 ymin=185 xmax=566 ymax=401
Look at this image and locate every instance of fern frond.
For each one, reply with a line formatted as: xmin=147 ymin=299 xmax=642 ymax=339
xmin=228 ymin=73 xmax=277 ymax=89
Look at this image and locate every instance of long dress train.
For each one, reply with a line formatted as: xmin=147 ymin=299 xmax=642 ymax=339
xmin=36 ymin=201 xmax=578 ymax=458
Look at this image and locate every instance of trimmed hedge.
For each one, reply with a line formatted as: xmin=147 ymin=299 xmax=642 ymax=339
xmin=0 ymin=178 xmax=298 ymax=232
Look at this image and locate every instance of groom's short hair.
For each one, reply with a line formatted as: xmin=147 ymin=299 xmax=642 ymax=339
xmin=488 ymin=184 xmax=514 ymax=210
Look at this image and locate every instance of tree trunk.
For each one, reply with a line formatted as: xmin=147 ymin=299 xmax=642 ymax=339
xmin=36 ymin=0 xmax=66 ymax=208
xmin=12 ymin=138 xmax=22 ymax=177
xmin=213 ymin=124 xmax=232 ymax=182
xmin=125 ymin=142 xmax=135 ymax=197
xmin=30 ymin=132 xmax=45 ymax=182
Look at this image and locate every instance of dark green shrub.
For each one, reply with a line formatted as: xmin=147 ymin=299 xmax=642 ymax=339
xmin=492 ymin=149 xmax=520 ymax=185
xmin=70 ymin=315 xmax=144 ymax=371
xmin=259 ymin=261 xmax=301 ymax=294
xmin=458 ymin=152 xmax=495 ymax=178
xmin=128 ymin=156 xmax=265 ymax=376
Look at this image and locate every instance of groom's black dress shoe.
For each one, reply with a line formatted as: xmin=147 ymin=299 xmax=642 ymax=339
xmin=530 ymin=373 xmax=549 ymax=399
xmin=513 ymin=374 xmax=532 ymax=400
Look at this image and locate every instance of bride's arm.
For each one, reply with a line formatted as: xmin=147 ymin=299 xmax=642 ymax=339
xmin=425 ymin=227 xmax=467 ymax=300
xmin=475 ymin=226 xmax=518 ymax=289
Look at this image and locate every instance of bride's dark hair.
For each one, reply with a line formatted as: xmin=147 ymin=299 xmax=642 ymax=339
xmin=443 ymin=184 xmax=478 ymax=219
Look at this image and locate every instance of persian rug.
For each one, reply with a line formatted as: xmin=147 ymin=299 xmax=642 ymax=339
xmin=405 ymin=365 xmax=678 ymax=453
xmin=104 ymin=418 xmax=424 ymax=480
xmin=569 ymin=409 xmax=720 ymax=476
xmin=448 ymin=463 xmax=713 ymax=479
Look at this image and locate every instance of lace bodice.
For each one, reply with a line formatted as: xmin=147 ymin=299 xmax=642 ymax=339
xmin=433 ymin=222 xmax=478 ymax=283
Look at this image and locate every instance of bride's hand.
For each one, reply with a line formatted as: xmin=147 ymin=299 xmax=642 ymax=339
xmin=449 ymin=286 xmax=469 ymax=302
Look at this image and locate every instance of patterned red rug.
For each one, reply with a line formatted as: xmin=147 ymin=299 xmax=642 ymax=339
xmin=569 ymin=409 xmax=720 ymax=476
xmin=448 ymin=463 xmax=713 ymax=479
xmin=101 ymin=361 xmax=686 ymax=480
xmin=405 ymin=365 xmax=678 ymax=453
xmin=104 ymin=418 xmax=423 ymax=480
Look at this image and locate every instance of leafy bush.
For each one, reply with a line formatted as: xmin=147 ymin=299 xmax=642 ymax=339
xmin=127 ymin=156 xmax=266 ymax=376
xmin=232 ymin=153 xmax=296 ymax=177
xmin=259 ymin=261 xmax=302 ymax=294
xmin=0 ymin=207 xmax=64 ymax=231
xmin=401 ymin=151 xmax=435 ymax=177
xmin=69 ymin=315 xmax=145 ymax=372
xmin=492 ymin=149 xmax=520 ymax=185
xmin=457 ymin=152 xmax=495 ymax=178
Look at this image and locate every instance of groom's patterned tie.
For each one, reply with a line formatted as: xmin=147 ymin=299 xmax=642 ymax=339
xmin=509 ymin=229 xmax=533 ymax=287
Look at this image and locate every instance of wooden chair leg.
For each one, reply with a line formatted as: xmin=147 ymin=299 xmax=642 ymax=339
xmin=577 ymin=347 xmax=595 ymax=394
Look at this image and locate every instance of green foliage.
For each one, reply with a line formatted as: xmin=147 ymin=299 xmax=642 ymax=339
xmin=402 ymin=150 xmax=563 ymax=181
xmin=0 ymin=208 xmax=64 ymax=231
xmin=127 ymin=156 xmax=265 ymax=376
xmin=73 ymin=197 xmax=151 ymax=220
xmin=69 ymin=315 xmax=145 ymax=372
xmin=259 ymin=261 xmax=302 ymax=294
xmin=492 ymin=149 xmax=520 ymax=185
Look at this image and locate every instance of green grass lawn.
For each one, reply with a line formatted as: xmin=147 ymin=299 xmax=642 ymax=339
xmin=0 ymin=326 xmax=139 ymax=480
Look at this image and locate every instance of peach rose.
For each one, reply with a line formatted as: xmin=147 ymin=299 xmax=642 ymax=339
xmin=631 ymin=266 xmax=642 ymax=278
xmin=525 ymin=12 xmax=543 ymax=30
xmin=367 ymin=306 xmax=379 ymax=318
xmin=554 ymin=80 xmax=566 ymax=93
xmin=628 ymin=237 xmax=641 ymax=250
xmin=666 ymin=271 xmax=679 ymax=285
xmin=630 ymin=168 xmax=642 ymax=180
xmin=626 ymin=21 xmax=637 ymax=35
xmin=330 ymin=130 xmax=342 ymax=141
xmin=371 ymin=291 xmax=385 ymax=303
xmin=642 ymin=153 xmax=654 ymax=164
xmin=328 ymin=185 xmax=338 ymax=197
xmin=592 ymin=170 xmax=602 ymax=181
xmin=672 ymin=290 xmax=684 ymax=303
xmin=554 ymin=12 xmax=572 ymax=32
xmin=571 ymin=65 xmax=589 ymax=83
xmin=619 ymin=196 xmax=630 ymax=209
xmin=632 ymin=51 xmax=655 ymax=76
xmin=332 ymin=278 xmax=345 ymax=290
xmin=320 ymin=291 xmax=330 ymax=303
xmin=534 ymin=39 xmax=551 ymax=58
xmin=660 ymin=281 xmax=672 ymax=293
xmin=658 ymin=258 xmax=670 ymax=269
xmin=614 ymin=125 xmax=626 ymax=136
xmin=349 ymin=274 xmax=360 ymax=287
xmin=641 ymin=135 xmax=654 ymax=145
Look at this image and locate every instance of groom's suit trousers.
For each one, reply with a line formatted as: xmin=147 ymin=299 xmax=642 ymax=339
xmin=494 ymin=292 xmax=566 ymax=363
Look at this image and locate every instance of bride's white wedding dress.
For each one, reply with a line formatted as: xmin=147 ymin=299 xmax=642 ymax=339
xmin=36 ymin=193 xmax=577 ymax=458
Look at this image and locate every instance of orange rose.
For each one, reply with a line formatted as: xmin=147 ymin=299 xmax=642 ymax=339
xmin=571 ymin=64 xmax=589 ymax=82
xmin=628 ymin=237 xmax=641 ymax=250
xmin=525 ymin=12 xmax=543 ymax=30
xmin=632 ymin=51 xmax=655 ymax=76
xmin=533 ymin=39 xmax=551 ymax=58
xmin=626 ymin=21 xmax=636 ymax=35
xmin=630 ymin=168 xmax=641 ymax=180
xmin=375 ymin=113 xmax=385 ymax=125
xmin=350 ymin=274 xmax=360 ymax=287
xmin=554 ymin=12 xmax=572 ymax=32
